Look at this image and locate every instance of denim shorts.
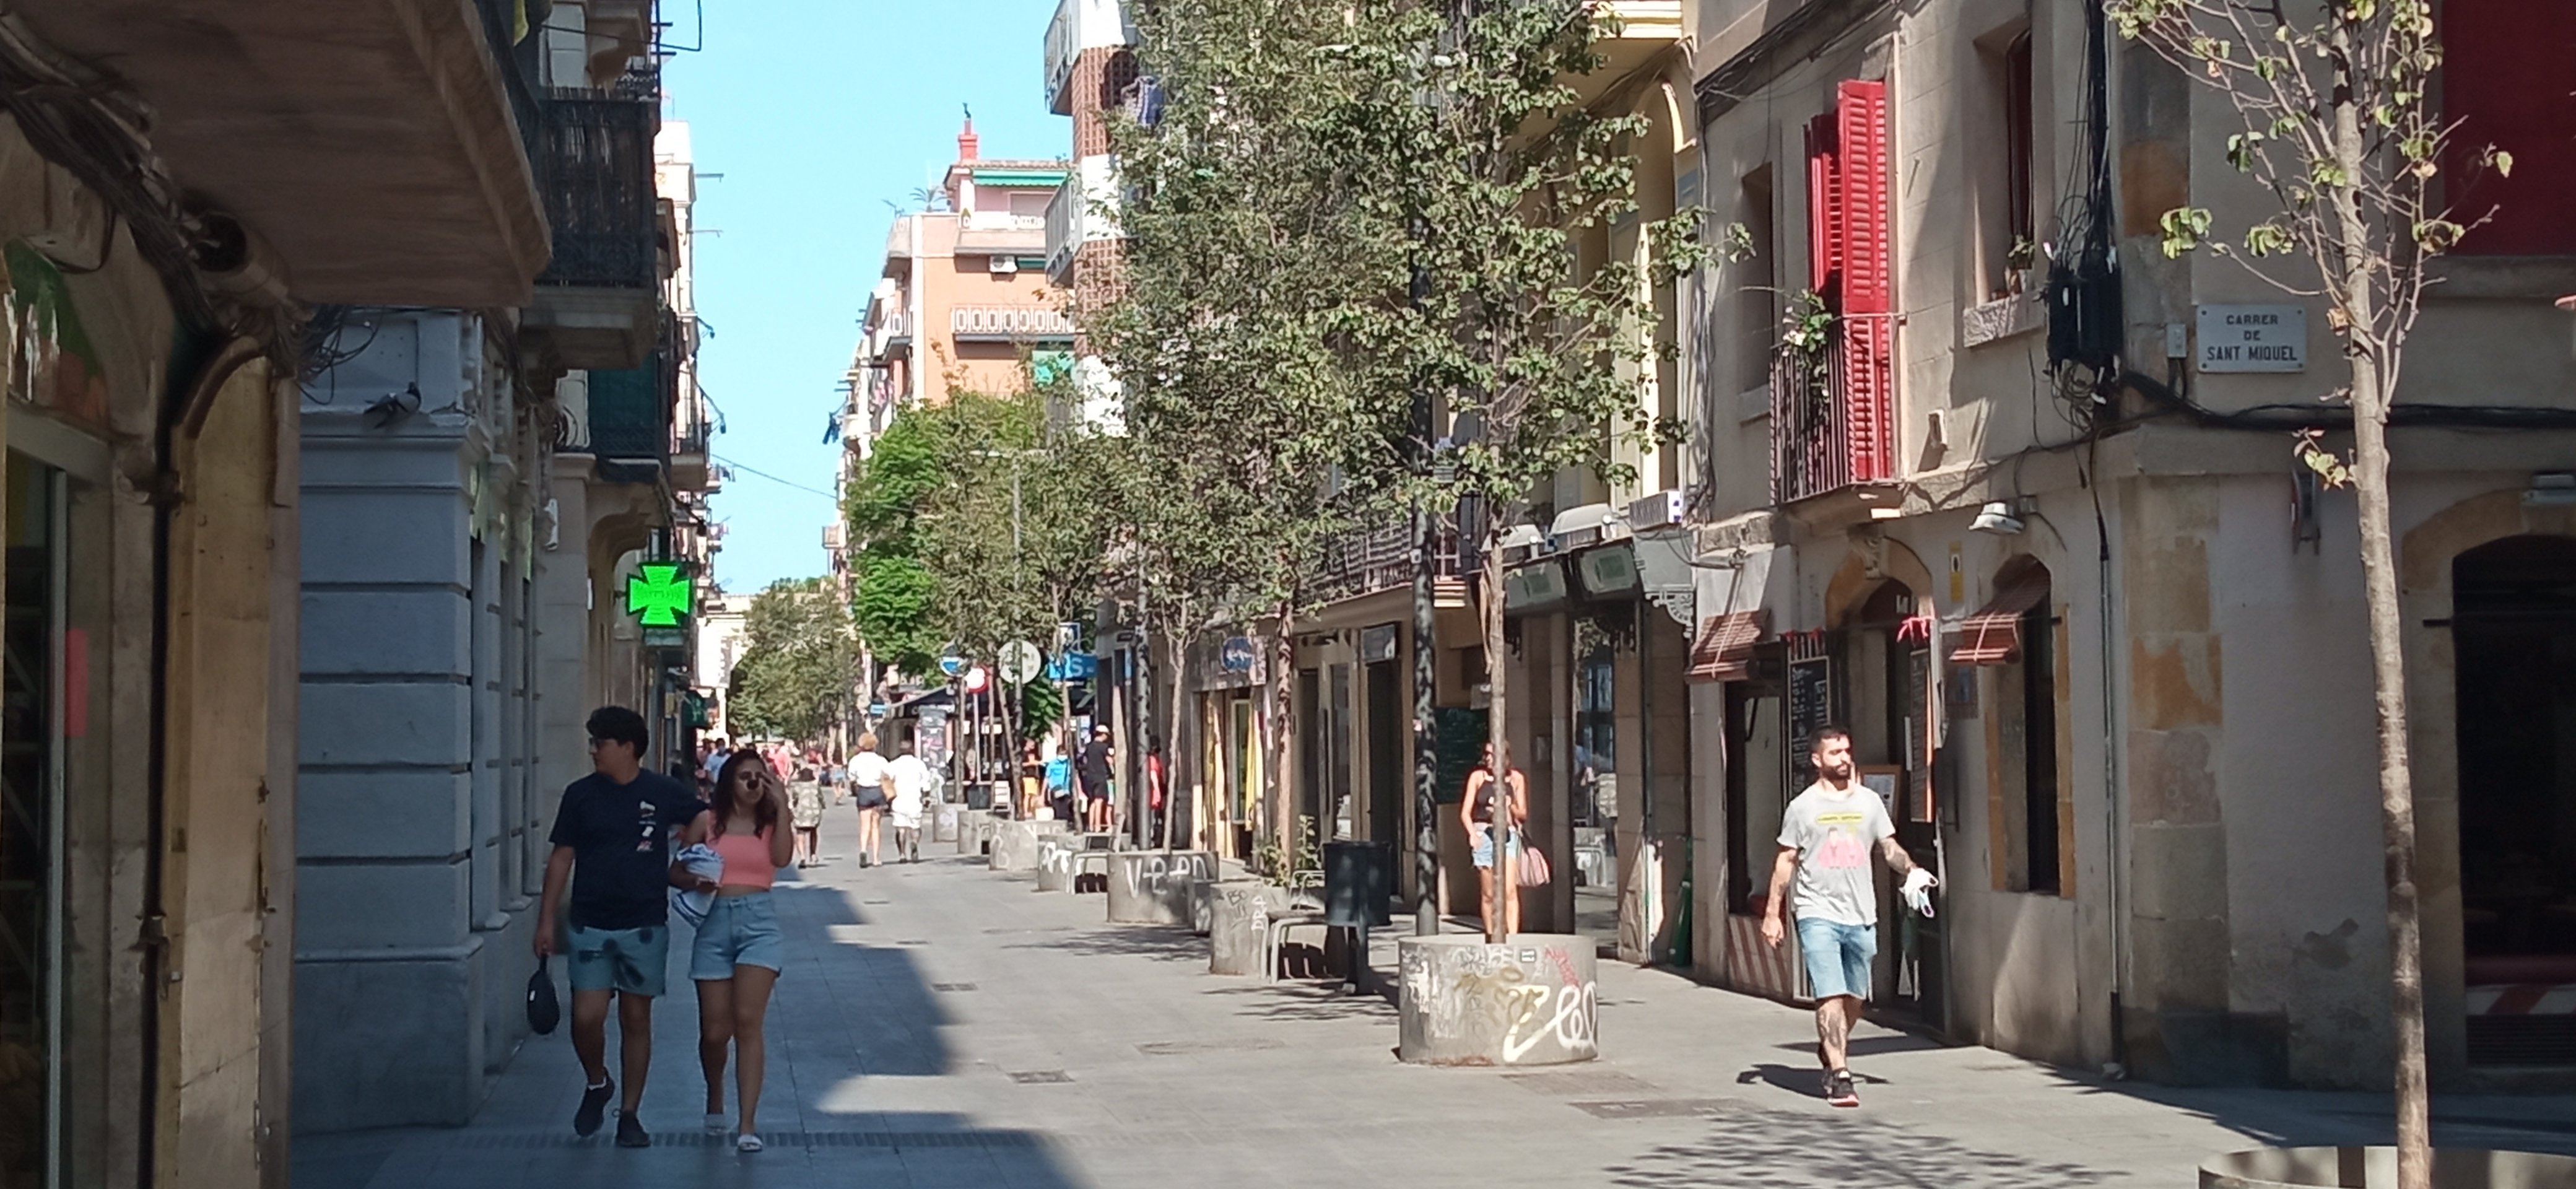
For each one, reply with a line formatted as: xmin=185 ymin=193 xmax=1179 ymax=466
xmin=567 ymin=924 xmax=671 ymax=998
xmin=1796 ymin=916 xmax=1877 ymax=1001
xmin=690 ymin=894 xmax=785 ymax=980
xmin=1471 ymin=825 xmax=1521 ymax=869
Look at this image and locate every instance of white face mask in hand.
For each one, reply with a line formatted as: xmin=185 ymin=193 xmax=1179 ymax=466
xmin=1900 ymin=867 xmax=1939 ymax=918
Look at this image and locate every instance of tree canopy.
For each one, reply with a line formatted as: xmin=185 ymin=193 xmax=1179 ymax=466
xmin=725 ymin=577 xmax=858 ymax=743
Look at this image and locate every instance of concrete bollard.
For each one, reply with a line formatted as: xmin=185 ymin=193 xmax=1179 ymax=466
xmin=1396 ymin=934 xmax=1597 ymax=1066
xmin=953 ymin=809 xmax=990 ymax=855
xmin=931 ymin=801 xmax=960 ymax=843
xmin=1105 ymin=851 xmax=1216 ymax=925
xmin=1036 ymin=838 xmax=1081 ymax=892
xmin=1207 ymin=881 xmax=1290 ymax=976
xmin=989 ymin=819 xmax=1066 ymax=873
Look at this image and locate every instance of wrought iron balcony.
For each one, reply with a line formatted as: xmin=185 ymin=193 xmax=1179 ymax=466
xmin=1770 ymin=313 xmax=1896 ymax=505
xmin=537 ymin=86 xmax=660 ymax=289
xmin=1311 ymin=502 xmax=1481 ymax=606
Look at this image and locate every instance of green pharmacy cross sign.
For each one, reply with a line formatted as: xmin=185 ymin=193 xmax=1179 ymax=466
xmin=625 ymin=562 xmax=695 ymax=627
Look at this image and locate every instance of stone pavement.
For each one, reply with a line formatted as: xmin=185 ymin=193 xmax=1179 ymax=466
xmin=297 ymin=840 xmax=2576 ymax=1189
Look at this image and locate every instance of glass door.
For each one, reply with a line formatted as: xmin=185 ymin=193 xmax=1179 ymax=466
xmin=3 ymin=455 xmax=64 ymax=1188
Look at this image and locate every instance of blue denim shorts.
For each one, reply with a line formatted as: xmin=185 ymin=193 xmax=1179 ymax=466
xmin=690 ymin=893 xmax=784 ymax=980
xmin=1471 ymin=825 xmax=1520 ymax=869
xmin=567 ymin=924 xmax=671 ymax=998
xmin=1796 ymin=916 xmax=1878 ymax=1001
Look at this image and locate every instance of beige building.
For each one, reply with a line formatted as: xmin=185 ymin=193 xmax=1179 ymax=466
xmin=0 ymin=0 xmax=550 ymax=1183
xmin=1611 ymin=0 xmax=2576 ymax=1090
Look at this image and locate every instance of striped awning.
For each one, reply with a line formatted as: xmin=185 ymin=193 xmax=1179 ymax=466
xmin=1688 ymin=611 xmax=1769 ymax=683
xmin=1948 ymin=571 xmax=2052 ymax=666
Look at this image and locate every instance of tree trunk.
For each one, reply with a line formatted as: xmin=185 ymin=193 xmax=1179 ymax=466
xmin=1160 ymin=612 xmax=1189 ymax=852
xmin=1481 ymin=529 xmax=1513 ymax=942
xmin=1269 ymin=601 xmax=1297 ymax=865
xmin=2327 ymin=45 xmax=2430 ymax=1188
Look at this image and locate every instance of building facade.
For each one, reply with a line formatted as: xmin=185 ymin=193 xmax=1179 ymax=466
xmin=292 ymin=3 xmax=720 ymax=1135
xmin=0 ymin=0 xmax=553 ymax=1182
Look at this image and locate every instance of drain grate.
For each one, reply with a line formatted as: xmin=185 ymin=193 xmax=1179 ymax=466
xmin=1504 ymin=1070 xmax=1660 ymax=1098
xmin=861 ymin=899 xmax=890 ymax=905
xmin=450 ymin=1130 xmax=1045 ymax=1151
xmin=1569 ymin=1099 xmax=1735 ymax=1121
xmin=894 ymin=938 xmax=931 ymax=946
xmin=931 ymin=982 xmax=978 ymax=992
xmin=1008 ymin=1070 xmax=1073 ymax=1084
xmin=1137 ymin=1037 xmax=1287 ymax=1056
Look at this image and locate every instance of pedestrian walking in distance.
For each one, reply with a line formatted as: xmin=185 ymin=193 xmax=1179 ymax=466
xmin=886 ymin=739 xmax=931 ymax=862
xmin=534 ymin=706 xmax=709 ymax=1148
xmin=1761 ymin=726 xmax=1936 ymax=1108
xmin=848 ymin=733 xmax=889 ymax=866
xmin=681 ymin=751 xmax=794 ymax=1152
xmin=787 ymin=762 xmax=825 ymax=867
xmin=1077 ymin=723 xmax=1115 ymax=834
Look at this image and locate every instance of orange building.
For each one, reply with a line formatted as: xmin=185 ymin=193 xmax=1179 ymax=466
xmin=851 ymin=120 xmax=1073 ymax=428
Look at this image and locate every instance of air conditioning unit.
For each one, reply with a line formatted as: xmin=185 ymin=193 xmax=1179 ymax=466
xmin=988 ymin=255 xmax=1019 ymax=275
xmin=1627 ymin=489 xmax=1686 ymax=531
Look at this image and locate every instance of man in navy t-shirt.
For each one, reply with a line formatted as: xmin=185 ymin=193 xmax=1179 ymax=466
xmin=536 ymin=705 xmax=708 ymax=1148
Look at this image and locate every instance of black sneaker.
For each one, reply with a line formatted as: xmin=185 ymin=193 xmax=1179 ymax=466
xmin=616 ymin=1110 xmax=651 ymax=1148
xmin=1825 ymin=1069 xmax=1860 ymax=1108
xmin=573 ymin=1078 xmax=615 ymax=1136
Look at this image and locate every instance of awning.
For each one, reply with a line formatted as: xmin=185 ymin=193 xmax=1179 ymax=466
xmin=1949 ymin=570 xmax=2053 ymax=666
xmin=1687 ymin=610 xmax=1769 ymax=683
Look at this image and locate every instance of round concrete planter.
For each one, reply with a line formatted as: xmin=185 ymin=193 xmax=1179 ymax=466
xmin=1396 ymin=933 xmax=1597 ymax=1066
xmin=988 ymin=819 xmax=1065 ymax=873
xmin=952 ymin=809 xmax=990 ymax=856
xmin=1207 ymin=881 xmax=1291 ymax=976
xmin=931 ymin=802 xmax=960 ymax=843
xmin=2201 ymin=1147 xmax=2576 ymax=1188
xmin=1106 ymin=851 xmax=1216 ymax=925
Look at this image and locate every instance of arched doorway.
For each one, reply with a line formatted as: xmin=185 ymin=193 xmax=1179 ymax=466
xmin=1841 ymin=578 xmax=1943 ymax=1026
xmin=2452 ymin=535 xmax=2576 ymax=1065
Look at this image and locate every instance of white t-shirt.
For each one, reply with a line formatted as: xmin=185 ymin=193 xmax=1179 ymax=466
xmin=1776 ymin=781 xmax=1897 ymax=928
xmin=848 ymin=751 xmax=888 ymax=793
xmin=701 ymin=749 xmax=729 ymax=784
xmin=886 ymin=754 xmax=929 ymax=826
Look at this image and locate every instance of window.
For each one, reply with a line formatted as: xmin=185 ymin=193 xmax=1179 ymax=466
xmin=1999 ymin=30 xmax=2035 ymax=293
xmin=2445 ymin=0 xmax=2576 ymax=255
xmin=2014 ymin=571 xmax=2060 ymax=894
xmin=1738 ymin=165 xmax=1777 ymax=398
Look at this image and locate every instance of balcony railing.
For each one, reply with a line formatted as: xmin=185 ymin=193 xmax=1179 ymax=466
xmin=1770 ymin=313 xmax=1895 ymax=505
xmin=1045 ymin=0 xmax=1079 ymax=113
xmin=1311 ymin=502 xmax=1479 ymax=605
xmin=537 ymin=87 xmax=660 ymax=289
xmin=1045 ymin=176 xmax=1080 ymax=282
xmin=952 ymin=305 xmax=1076 ymax=341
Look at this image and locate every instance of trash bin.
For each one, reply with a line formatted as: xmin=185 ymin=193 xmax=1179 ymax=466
xmin=1323 ymin=840 xmax=1393 ymax=928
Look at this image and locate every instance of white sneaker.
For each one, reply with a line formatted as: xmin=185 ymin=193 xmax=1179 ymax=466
xmin=702 ymin=1112 xmax=726 ymax=1135
xmin=736 ymin=1132 xmax=764 ymax=1153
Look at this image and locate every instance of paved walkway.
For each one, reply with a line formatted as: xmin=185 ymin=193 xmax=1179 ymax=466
xmin=297 ymin=835 xmax=2576 ymax=1189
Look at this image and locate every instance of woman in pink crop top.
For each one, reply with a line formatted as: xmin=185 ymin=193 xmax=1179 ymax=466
xmin=676 ymin=751 xmax=792 ymax=1151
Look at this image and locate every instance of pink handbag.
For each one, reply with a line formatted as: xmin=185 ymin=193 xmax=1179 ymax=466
xmin=1516 ymin=846 xmax=1552 ymax=889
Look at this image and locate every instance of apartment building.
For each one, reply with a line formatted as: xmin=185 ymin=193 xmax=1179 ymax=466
xmin=1628 ymin=0 xmax=2576 ymax=1089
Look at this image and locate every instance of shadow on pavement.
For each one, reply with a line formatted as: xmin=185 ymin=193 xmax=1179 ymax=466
xmin=1005 ymin=925 xmax=1207 ymax=964
xmin=1769 ymin=1033 xmax=1944 ymax=1058
xmin=1601 ymin=1100 xmax=2121 ymax=1188
xmin=768 ymin=878 xmax=956 ymax=1078
xmin=1204 ymin=982 xmax=1400 ymax=1024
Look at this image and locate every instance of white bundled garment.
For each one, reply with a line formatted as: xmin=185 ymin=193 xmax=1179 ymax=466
xmin=669 ymin=843 xmax=724 ymax=929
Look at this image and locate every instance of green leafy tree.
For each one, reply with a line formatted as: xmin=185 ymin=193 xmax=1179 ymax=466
xmin=844 ymin=404 xmax=950 ymax=678
xmin=726 ymin=578 xmax=859 ymax=743
xmin=2105 ymin=2 xmax=2514 ymax=1178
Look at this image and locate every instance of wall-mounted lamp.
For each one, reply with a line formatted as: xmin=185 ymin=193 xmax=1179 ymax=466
xmin=1970 ymin=500 xmax=2026 ymax=536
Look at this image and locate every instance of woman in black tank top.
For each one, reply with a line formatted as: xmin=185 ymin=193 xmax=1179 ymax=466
xmin=1459 ymin=744 xmax=1529 ymax=935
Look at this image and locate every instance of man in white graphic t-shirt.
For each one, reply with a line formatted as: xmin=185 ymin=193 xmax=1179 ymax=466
xmin=1760 ymin=726 xmax=1934 ymax=1108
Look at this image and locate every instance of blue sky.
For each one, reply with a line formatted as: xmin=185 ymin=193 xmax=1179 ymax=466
xmin=666 ymin=0 xmax=1063 ymax=595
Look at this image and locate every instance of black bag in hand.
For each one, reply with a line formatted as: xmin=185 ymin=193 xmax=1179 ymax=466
xmin=526 ymin=962 xmax=561 ymax=1035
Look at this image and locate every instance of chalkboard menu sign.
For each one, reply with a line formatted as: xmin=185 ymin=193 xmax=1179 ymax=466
xmin=1432 ymin=707 xmax=1489 ymax=804
xmin=1786 ymin=656 xmax=1833 ymax=795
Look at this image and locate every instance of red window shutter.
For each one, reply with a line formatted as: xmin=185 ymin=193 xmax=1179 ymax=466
xmin=1835 ymin=80 xmax=1895 ymax=482
xmin=1805 ymin=112 xmax=1841 ymax=295
xmin=1836 ymin=81 xmax=1891 ymax=313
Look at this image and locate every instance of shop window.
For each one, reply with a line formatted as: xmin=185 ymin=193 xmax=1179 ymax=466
xmin=1737 ymin=165 xmax=1777 ymax=397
